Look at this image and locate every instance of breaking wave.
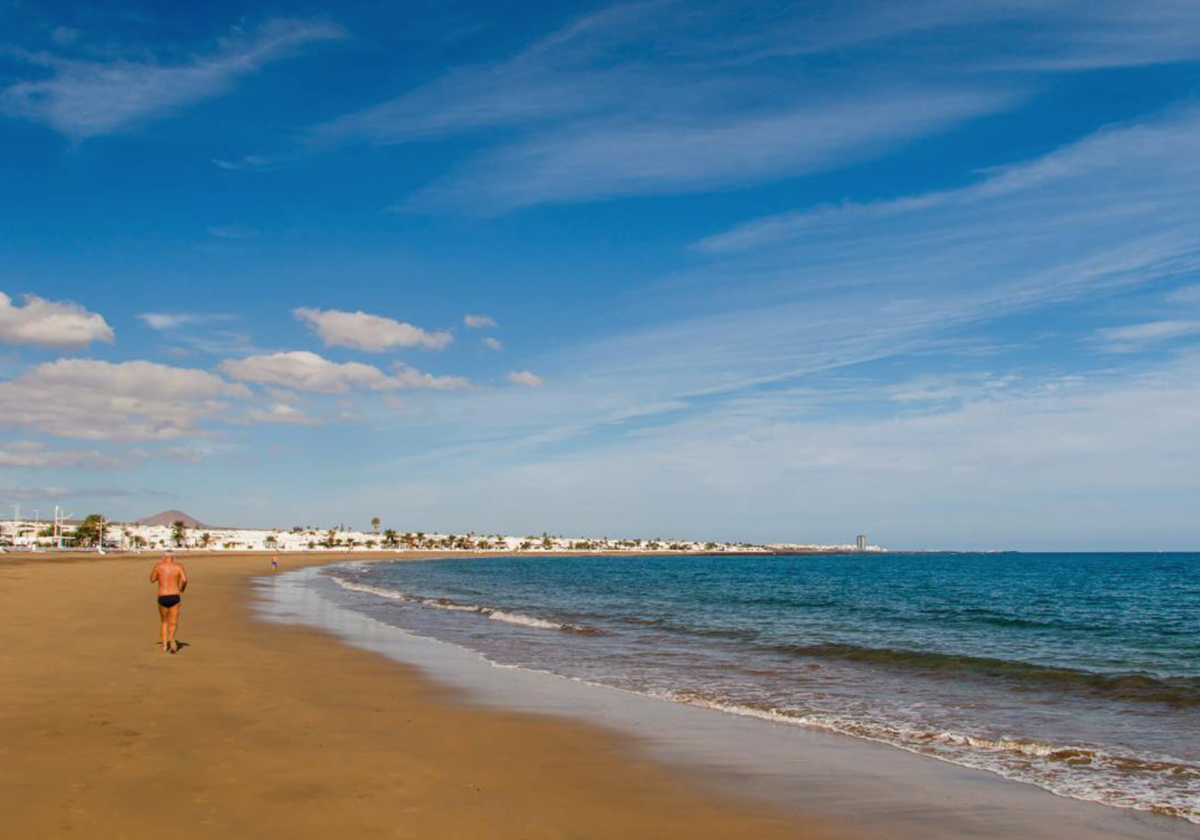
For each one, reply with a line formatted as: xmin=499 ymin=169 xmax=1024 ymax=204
xmin=330 ymin=576 xmax=603 ymax=635
xmin=658 ymin=690 xmax=1200 ymax=823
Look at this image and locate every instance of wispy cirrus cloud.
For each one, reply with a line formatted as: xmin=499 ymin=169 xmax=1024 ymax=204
xmin=316 ymin=0 xmax=1019 ymax=210
xmin=684 ymin=104 xmax=1200 ymax=339
xmin=284 ymin=0 xmax=1200 ymax=212
xmin=375 ymin=104 xmax=1200 ymax=463
xmin=0 ymin=441 xmax=125 ymax=469
xmin=0 ymin=485 xmax=178 ymax=503
xmin=139 ymin=311 xmax=235 ymax=330
xmin=0 ymin=17 xmax=344 ymax=139
xmin=411 ymin=89 xmax=1012 ymax=211
xmin=715 ymin=0 xmax=1200 ymax=71
xmin=139 ymin=311 xmax=254 ymax=357
xmin=313 ymin=0 xmax=1200 ymax=148
xmin=1166 ymin=284 xmax=1200 ymax=305
xmin=1096 ymin=320 xmax=1200 ymax=353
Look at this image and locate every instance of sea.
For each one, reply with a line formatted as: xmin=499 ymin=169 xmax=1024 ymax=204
xmin=314 ymin=552 xmax=1199 ymax=823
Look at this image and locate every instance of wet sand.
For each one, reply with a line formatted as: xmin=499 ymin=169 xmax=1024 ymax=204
xmin=0 ymin=551 xmax=834 ymax=839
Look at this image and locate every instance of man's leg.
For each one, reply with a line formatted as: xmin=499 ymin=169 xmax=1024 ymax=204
xmin=167 ymin=603 xmax=181 ymax=651
xmin=158 ymin=603 xmax=169 ymax=652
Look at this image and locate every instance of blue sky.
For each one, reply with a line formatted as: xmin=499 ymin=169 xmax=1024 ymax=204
xmin=3 ymin=0 xmax=1200 ymax=549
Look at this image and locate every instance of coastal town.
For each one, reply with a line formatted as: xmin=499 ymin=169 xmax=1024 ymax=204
xmin=0 ymin=508 xmax=882 ymax=554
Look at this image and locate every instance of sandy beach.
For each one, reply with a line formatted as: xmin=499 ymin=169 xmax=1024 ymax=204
xmin=0 ymin=552 xmax=833 ymax=840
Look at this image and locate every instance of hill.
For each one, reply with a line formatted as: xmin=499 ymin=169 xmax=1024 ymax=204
xmin=136 ymin=510 xmax=209 ymax=529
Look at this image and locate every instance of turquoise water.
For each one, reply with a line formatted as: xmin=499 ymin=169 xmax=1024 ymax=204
xmin=324 ymin=553 xmax=1200 ymax=821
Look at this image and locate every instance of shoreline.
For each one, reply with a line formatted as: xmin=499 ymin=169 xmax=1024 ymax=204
xmin=0 ymin=550 xmax=832 ymax=839
xmin=265 ymin=559 xmax=1195 ymax=840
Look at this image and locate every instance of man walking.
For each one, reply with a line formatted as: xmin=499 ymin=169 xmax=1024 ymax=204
xmin=150 ymin=553 xmax=188 ymax=654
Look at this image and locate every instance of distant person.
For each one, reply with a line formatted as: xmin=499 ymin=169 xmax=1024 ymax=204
xmin=270 ymin=555 xmax=279 ymax=574
xmin=150 ymin=553 xmax=188 ymax=654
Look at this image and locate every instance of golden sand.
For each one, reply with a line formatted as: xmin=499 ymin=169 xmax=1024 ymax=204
xmin=0 ymin=552 xmax=835 ymax=839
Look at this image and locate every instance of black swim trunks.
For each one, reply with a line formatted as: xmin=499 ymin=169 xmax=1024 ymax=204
xmin=157 ymin=594 xmax=181 ymax=608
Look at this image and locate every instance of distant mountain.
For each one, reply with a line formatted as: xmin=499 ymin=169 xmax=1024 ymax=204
xmin=136 ymin=510 xmax=209 ymax=529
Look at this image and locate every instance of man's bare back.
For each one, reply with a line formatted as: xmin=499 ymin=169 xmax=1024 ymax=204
xmin=150 ymin=555 xmax=187 ymax=653
xmin=151 ymin=557 xmax=187 ymax=595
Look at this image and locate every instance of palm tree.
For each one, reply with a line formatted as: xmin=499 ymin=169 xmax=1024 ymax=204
xmin=382 ymin=528 xmax=398 ymax=548
xmin=171 ymin=520 xmax=188 ymax=548
xmin=73 ymin=514 xmax=104 ymax=547
xmin=371 ymin=516 xmax=381 ymax=533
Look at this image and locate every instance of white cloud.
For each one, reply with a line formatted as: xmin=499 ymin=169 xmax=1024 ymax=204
xmin=887 ymin=373 xmax=1022 ymax=404
xmin=219 ymin=351 xmax=471 ymax=393
xmin=0 ymin=359 xmax=248 ymax=440
xmin=0 ymin=292 xmax=114 ymax=349
xmin=5 ymin=440 xmax=44 ymax=452
xmin=294 ymin=307 xmax=452 ymax=351
xmin=0 ymin=485 xmax=175 ymax=503
xmin=246 ymin=402 xmax=318 ymax=425
xmin=1166 ymin=284 xmax=1200 ymax=305
xmin=482 ymin=336 xmax=503 ymax=351
xmin=507 ymin=370 xmax=544 ymax=388
xmin=390 ymin=364 xmax=472 ymax=391
xmin=220 ymin=351 xmax=399 ymax=393
xmin=162 ymin=443 xmax=240 ymax=463
xmin=0 ymin=441 xmax=125 ymax=469
xmin=1096 ymin=320 xmax=1200 ymax=352
xmin=464 ymin=314 xmax=498 ymax=329
xmin=140 ymin=313 xmax=192 ymax=330
xmin=138 ymin=312 xmax=227 ymax=330
xmin=0 ymin=18 xmax=344 ymax=139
